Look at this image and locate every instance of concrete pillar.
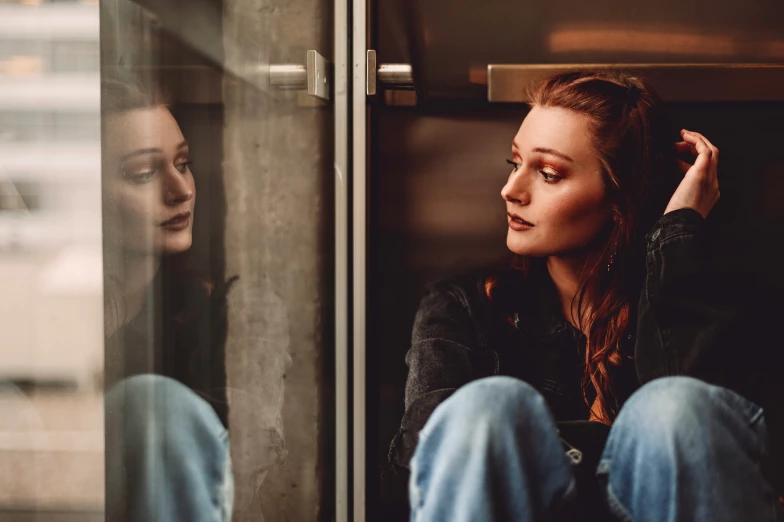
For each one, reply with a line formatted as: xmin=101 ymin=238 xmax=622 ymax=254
xmin=222 ymin=0 xmax=333 ymax=519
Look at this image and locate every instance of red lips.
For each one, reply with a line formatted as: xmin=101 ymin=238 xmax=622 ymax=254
xmin=507 ymin=212 xmax=534 ymax=226
xmin=160 ymin=212 xmax=191 ymax=226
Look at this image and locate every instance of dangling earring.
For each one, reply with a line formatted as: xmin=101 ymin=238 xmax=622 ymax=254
xmin=607 ymin=252 xmax=616 ymax=272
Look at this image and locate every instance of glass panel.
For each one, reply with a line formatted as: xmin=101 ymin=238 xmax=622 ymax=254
xmin=100 ymin=0 xmax=337 ymax=521
xmin=0 ymin=0 xmax=341 ymax=516
xmin=0 ymin=1 xmax=104 ymax=520
xmin=370 ymin=4 xmax=784 ymax=522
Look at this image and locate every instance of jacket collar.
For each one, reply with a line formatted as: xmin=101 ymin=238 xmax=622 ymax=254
xmin=511 ymin=261 xmax=583 ymax=344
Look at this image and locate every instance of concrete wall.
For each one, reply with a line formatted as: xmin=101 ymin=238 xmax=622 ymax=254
xmin=222 ymin=0 xmax=333 ymax=518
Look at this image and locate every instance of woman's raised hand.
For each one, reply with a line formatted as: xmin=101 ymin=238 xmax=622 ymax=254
xmin=664 ymin=129 xmax=720 ymax=219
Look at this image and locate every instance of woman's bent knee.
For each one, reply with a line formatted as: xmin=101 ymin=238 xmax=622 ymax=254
xmin=106 ymin=374 xmax=227 ymax=458
xmin=421 ymin=376 xmax=556 ymax=447
xmin=105 ymin=375 xmax=233 ymax=521
xmin=616 ymin=377 xmax=711 ymax=435
xmin=410 ymin=377 xmax=575 ymax=521
xmin=436 ymin=377 xmax=550 ymax=426
xmin=608 ymin=376 xmax=766 ymax=465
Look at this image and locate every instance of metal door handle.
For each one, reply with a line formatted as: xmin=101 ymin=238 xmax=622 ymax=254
xmin=268 ymin=50 xmax=330 ymax=101
xmin=366 ymin=50 xmax=413 ymax=96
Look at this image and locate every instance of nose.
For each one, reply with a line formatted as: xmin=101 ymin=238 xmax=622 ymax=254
xmin=163 ymin=166 xmax=193 ymax=205
xmin=501 ymin=170 xmax=531 ymax=206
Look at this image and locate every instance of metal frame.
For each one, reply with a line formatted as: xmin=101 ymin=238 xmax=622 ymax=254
xmin=352 ymin=0 xmax=368 ymax=521
xmin=487 ymin=63 xmax=784 ymax=103
xmin=334 ymin=0 xmax=349 ymax=520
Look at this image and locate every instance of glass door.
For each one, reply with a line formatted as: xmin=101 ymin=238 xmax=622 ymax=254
xmin=99 ymin=0 xmax=351 ymax=520
xmin=361 ymin=1 xmax=784 ymax=521
xmin=1 ymin=0 xmax=351 ymax=519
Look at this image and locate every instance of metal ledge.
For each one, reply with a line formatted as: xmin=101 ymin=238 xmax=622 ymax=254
xmin=487 ymin=63 xmax=784 ymax=103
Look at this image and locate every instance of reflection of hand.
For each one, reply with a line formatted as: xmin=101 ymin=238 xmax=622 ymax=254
xmin=664 ymin=129 xmax=720 ymax=219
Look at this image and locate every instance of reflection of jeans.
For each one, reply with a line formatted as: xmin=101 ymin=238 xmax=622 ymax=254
xmin=106 ymin=374 xmax=233 ymax=521
xmin=409 ymin=376 xmax=782 ymax=522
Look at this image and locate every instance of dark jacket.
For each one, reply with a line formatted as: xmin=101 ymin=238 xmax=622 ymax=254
xmin=386 ymin=208 xmax=784 ymax=498
xmin=105 ymin=271 xmax=233 ymax=428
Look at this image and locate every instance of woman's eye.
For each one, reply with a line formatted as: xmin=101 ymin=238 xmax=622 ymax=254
xmin=540 ymin=170 xmax=562 ymax=183
xmin=127 ymin=169 xmax=156 ymax=184
xmin=175 ymin=160 xmax=193 ymax=174
xmin=506 ymin=158 xmax=521 ymax=171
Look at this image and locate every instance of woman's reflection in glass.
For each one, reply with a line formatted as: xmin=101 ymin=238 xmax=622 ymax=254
xmin=101 ymin=78 xmax=234 ymax=522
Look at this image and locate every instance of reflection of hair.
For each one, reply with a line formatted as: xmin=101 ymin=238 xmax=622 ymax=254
xmin=102 ymin=77 xmax=169 ymax=116
xmin=487 ymin=71 xmax=679 ymax=423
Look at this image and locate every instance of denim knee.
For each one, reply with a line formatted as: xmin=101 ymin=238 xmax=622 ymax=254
xmin=106 ymin=374 xmax=227 ymax=461
xmin=105 ymin=374 xmax=233 ymax=520
xmin=611 ymin=377 xmax=714 ymax=446
xmin=410 ymin=376 xmax=579 ymax=522
xmin=608 ymin=376 xmax=764 ymax=461
xmin=423 ymin=376 xmax=553 ymax=441
xmin=598 ymin=376 xmax=776 ymax=522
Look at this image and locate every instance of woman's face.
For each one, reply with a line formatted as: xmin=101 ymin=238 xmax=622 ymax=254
xmin=502 ymin=106 xmax=612 ymax=259
xmin=103 ymin=106 xmax=195 ymax=256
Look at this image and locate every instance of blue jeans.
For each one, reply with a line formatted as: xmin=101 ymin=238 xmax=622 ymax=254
xmin=409 ymin=376 xmax=782 ymax=522
xmin=105 ymin=375 xmax=234 ymax=521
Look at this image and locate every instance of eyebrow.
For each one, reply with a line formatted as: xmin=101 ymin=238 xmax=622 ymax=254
xmin=512 ymin=143 xmax=574 ymax=163
xmin=120 ymin=141 xmax=189 ymax=161
xmin=532 ymin=147 xmax=573 ymax=162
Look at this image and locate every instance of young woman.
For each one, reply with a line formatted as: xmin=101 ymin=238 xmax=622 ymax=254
xmin=387 ymin=71 xmax=784 ymax=521
xmin=101 ymin=78 xmax=234 ymax=521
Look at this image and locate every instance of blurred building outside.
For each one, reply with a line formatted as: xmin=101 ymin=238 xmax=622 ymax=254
xmin=0 ymin=0 xmax=104 ymax=517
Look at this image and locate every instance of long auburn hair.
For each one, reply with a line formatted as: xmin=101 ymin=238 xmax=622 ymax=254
xmin=487 ymin=71 xmax=679 ymax=423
